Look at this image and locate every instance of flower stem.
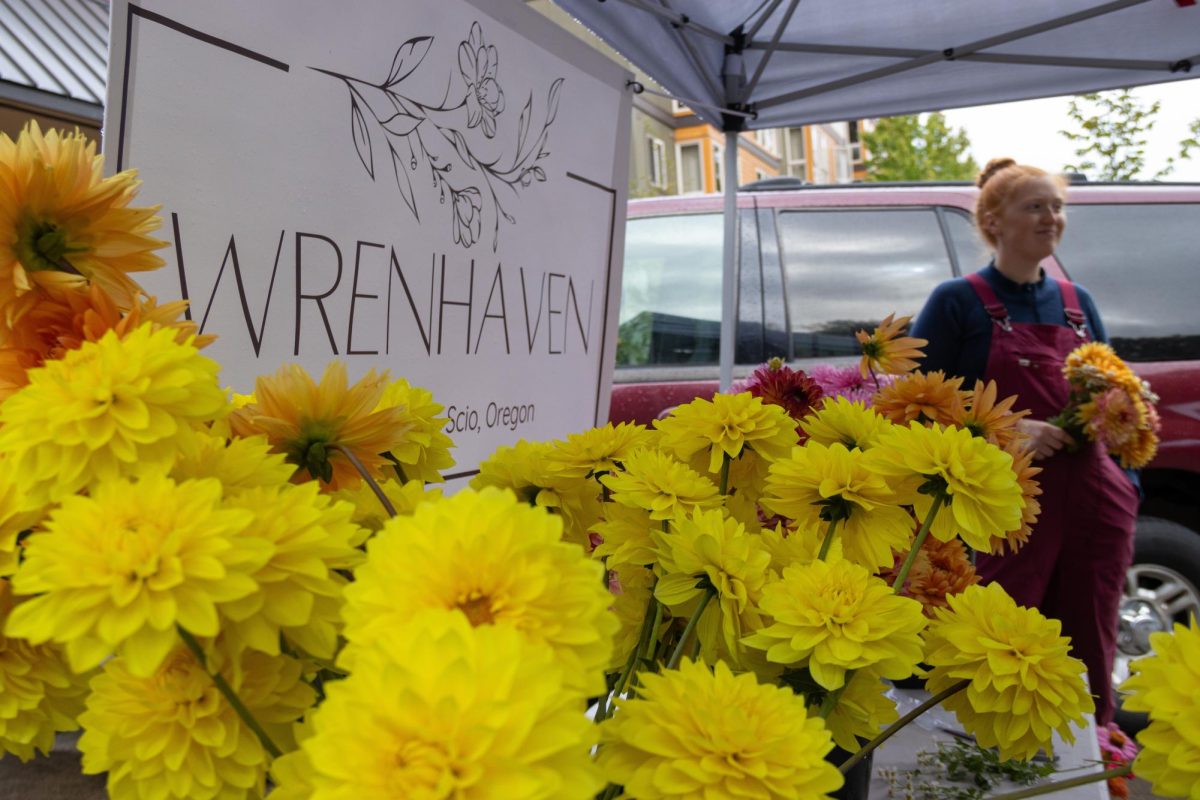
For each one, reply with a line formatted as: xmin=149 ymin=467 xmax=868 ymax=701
xmin=332 ymin=444 xmax=396 ymax=518
xmin=598 ymin=595 xmax=658 ymax=722
xmin=629 ymin=598 xmax=664 ymax=693
xmin=892 ymin=489 xmax=947 ymax=595
xmin=817 ymin=518 xmax=840 ymax=561
xmin=177 ymin=626 xmax=283 ymax=759
xmin=868 ymin=364 xmax=882 ymax=393
xmin=667 ymin=587 xmax=715 ymax=670
xmin=838 ymin=678 xmax=968 ymax=774
xmin=719 ymin=453 xmax=731 ymax=495
xmin=984 ymin=764 xmax=1132 ymax=800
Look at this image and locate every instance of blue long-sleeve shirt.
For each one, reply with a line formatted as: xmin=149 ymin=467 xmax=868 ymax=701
xmin=912 ymin=263 xmax=1107 ymax=389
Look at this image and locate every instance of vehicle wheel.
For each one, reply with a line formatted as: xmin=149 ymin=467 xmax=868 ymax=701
xmin=1113 ymin=516 xmax=1200 ymax=733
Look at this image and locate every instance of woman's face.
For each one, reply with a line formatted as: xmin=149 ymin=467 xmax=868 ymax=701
xmin=987 ymin=176 xmax=1066 ymax=265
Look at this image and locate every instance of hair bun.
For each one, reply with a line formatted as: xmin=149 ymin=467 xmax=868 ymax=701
xmin=977 ymin=157 xmax=1017 ymax=188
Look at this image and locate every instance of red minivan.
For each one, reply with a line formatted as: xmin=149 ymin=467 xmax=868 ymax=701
xmin=608 ymin=179 xmax=1200 ymax=718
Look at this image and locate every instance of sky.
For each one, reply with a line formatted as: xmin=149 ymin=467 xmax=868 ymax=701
xmin=941 ymin=80 xmax=1200 ymax=181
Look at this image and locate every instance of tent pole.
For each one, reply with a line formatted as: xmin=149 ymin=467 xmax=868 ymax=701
xmin=719 ymin=129 xmax=739 ymax=392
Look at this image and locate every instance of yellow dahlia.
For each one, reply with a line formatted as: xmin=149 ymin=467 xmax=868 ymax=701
xmin=0 ymin=579 xmax=90 ymax=761
xmin=599 ymin=447 xmax=721 ymax=521
xmin=818 ymin=666 xmax=901 ymax=754
xmin=800 ymin=395 xmax=892 ymax=451
xmin=288 ymin=612 xmax=602 ymax=800
xmin=78 ymin=643 xmax=314 ymax=800
xmin=550 ymin=421 xmax=657 ymax=480
xmin=217 ymin=482 xmax=362 ymax=659
xmin=608 ymin=562 xmax=661 ymax=671
xmin=653 ymin=508 xmax=771 ymax=666
xmin=170 ymin=431 xmax=295 ymax=492
xmin=0 ymin=324 xmax=227 ymax=505
xmin=923 ymin=582 xmax=1094 ymax=761
xmin=599 ymin=658 xmax=843 ymax=799
xmin=230 ymin=361 xmax=413 ymax=490
xmin=654 ymin=391 xmax=798 ymax=476
xmin=986 ymin=441 xmax=1042 ymax=556
xmin=952 ymin=379 xmax=1030 ymax=449
xmin=762 ymin=441 xmax=914 ymax=570
xmin=872 ymin=370 xmax=965 ymax=428
xmin=871 ymin=422 xmax=1023 ymax=552
xmin=591 ymin=502 xmax=657 ymax=568
xmin=330 ymin=476 xmax=441 ymax=532
xmin=471 ymin=439 xmax=602 ymax=549
xmin=758 ymin=520 xmax=842 ymax=574
xmin=855 ymin=313 xmax=927 ymax=378
xmin=0 ymin=122 xmax=166 ymax=329
xmin=374 ymin=377 xmax=455 ymax=482
xmin=1065 ymin=341 xmax=1137 ymax=387
xmin=1116 ymin=423 xmax=1159 ymax=470
xmin=342 ymin=488 xmax=616 ymax=695
xmin=744 ymin=559 xmax=925 ymax=690
xmin=0 ymin=453 xmax=42 ymax=576
xmin=6 ymin=474 xmax=266 ymax=676
xmin=1120 ymin=619 xmax=1200 ymax=799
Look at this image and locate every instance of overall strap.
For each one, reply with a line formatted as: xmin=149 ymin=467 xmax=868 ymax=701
xmin=1056 ymin=279 xmax=1090 ymax=339
xmin=965 ymin=272 xmax=1012 ymax=332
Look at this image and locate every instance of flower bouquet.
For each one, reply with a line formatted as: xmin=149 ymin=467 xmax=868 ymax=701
xmin=1047 ymin=342 xmax=1160 ymax=468
xmin=1 ymin=122 xmax=1197 ymax=800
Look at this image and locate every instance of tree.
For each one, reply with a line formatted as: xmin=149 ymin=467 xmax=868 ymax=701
xmin=861 ymin=113 xmax=979 ymax=182
xmin=1059 ymin=90 xmax=1171 ymax=180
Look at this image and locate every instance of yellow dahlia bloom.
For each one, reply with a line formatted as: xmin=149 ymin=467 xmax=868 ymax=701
xmin=855 ymin=313 xmax=927 ymax=378
xmin=599 ymin=447 xmax=721 ymax=521
xmin=599 ymin=658 xmax=843 ymax=799
xmin=872 ymin=370 xmax=965 ymax=428
xmin=1065 ymin=341 xmax=1136 ymax=386
xmin=471 ymin=439 xmax=602 ymax=549
xmin=550 ymin=421 xmax=657 ymax=479
xmin=0 ymin=580 xmax=90 ymax=761
xmin=762 ymin=442 xmax=914 ymax=570
xmin=230 ymin=361 xmax=413 ymax=491
xmin=78 ymin=643 xmax=314 ymax=800
xmin=0 ymin=324 xmax=227 ymax=505
xmin=342 ymin=488 xmax=616 ymax=695
xmin=800 ymin=395 xmax=892 ymax=451
xmin=653 ymin=508 xmax=771 ymax=666
xmin=7 ymin=474 xmax=266 ymax=676
xmin=218 ymin=482 xmax=363 ymax=659
xmin=1120 ymin=619 xmax=1200 ymax=799
xmin=0 ymin=122 xmax=165 ymax=329
xmin=654 ymin=392 xmax=798 ymax=475
xmin=591 ymin=502 xmax=656 ymax=568
xmin=374 ymin=377 xmax=455 ymax=482
xmin=744 ymin=559 xmax=925 ymax=690
xmin=818 ymin=666 xmax=901 ymax=754
xmin=608 ymin=562 xmax=661 ymax=671
xmin=923 ymin=583 xmax=1094 ymax=761
xmin=289 ymin=612 xmax=602 ymax=800
xmin=330 ymin=476 xmax=441 ymax=532
xmin=0 ymin=454 xmax=41 ymax=576
xmin=171 ymin=431 xmax=295 ymax=492
xmin=872 ymin=422 xmax=1023 ymax=552
xmin=758 ymin=520 xmax=842 ymax=574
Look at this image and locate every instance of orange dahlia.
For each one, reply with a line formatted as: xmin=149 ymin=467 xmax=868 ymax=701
xmin=952 ymin=379 xmax=1030 ymax=449
xmin=872 ymin=370 xmax=965 ymax=428
xmin=985 ymin=441 xmax=1042 ymax=556
xmin=229 ymin=361 xmax=412 ymax=491
xmin=883 ymin=535 xmax=979 ymax=616
xmin=855 ymin=313 xmax=927 ymax=379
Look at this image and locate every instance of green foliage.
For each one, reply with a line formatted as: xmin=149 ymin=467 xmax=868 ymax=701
xmin=861 ymin=114 xmax=979 ymax=182
xmin=1060 ymin=90 xmax=1174 ymax=180
xmin=880 ymin=738 xmax=1058 ymax=800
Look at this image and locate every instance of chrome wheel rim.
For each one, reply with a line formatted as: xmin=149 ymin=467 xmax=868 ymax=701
xmin=1114 ymin=563 xmax=1200 ymax=689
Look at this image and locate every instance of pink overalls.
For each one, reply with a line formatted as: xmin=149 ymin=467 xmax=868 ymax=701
xmin=967 ymin=272 xmax=1138 ymax=726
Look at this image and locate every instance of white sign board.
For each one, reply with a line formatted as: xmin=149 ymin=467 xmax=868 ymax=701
xmin=104 ymin=0 xmax=632 ymax=478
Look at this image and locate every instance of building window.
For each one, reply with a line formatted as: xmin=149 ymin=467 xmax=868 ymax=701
xmin=755 ymin=168 xmax=767 ymax=182
xmin=677 ymin=142 xmax=704 ymax=194
xmin=756 ymin=128 xmax=780 ymax=156
xmin=848 ymin=121 xmax=864 ymax=165
xmin=647 ymin=136 xmax=667 ymax=189
xmin=712 ymin=143 xmax=723 ymax=193
xmin=785 ymin=127 xmax=806 ymax=179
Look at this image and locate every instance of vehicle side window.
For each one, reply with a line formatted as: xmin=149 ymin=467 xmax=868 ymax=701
xmin=777 ymin=209 xmax=955 ymax=358
xmin=943 ymin=209 xmax=991 ymax=272
xmin=1056 ymin=203 xmax=1200 ymax=362
xmin=617 ymin=214 xmax=722 ymax=367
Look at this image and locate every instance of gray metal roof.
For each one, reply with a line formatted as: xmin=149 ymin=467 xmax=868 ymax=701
xmin=0 ymin=0 xmax=106 ymax=122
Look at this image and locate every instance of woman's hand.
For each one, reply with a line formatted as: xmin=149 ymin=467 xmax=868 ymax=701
xmin=1017 ymin=418 xmax=1075 ymax=460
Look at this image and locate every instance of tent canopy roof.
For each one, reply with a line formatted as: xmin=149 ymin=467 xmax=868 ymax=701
xmin=552 ymin=0 xmax=1200 ymax=130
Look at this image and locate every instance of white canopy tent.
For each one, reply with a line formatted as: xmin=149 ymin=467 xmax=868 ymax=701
xmin=552 ymin=0 xmax=1200 ymax=389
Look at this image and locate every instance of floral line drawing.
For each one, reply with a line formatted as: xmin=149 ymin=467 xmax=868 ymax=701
xmin=312 ymin=21 xmax=564 ymax=250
